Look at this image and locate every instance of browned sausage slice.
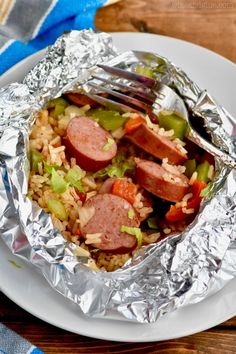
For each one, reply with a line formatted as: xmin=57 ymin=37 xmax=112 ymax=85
xmin=65 ymin=116 xmax=117 ymax=172
xmin=126 ymin=123 xmax=187 ymax=165
xmin=136 ymin=159 xmax=189 ymax=202
xmin=99 ymin=177 xmax=153 ymax=222
xmin=80 ymin=194 xmax=140 ymax=253
xmin=64 ymin=93 xmax=97 ymax=107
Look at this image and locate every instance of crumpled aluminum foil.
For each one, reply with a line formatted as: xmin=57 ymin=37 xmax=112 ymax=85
xmin=0 ymin=29 xmax=235 ymax=323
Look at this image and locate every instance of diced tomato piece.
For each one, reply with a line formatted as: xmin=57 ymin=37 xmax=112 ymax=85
xmin=111 ymin=179 xmax=138 ymax=204
xmin=124 ymin=117 xmax=146 ymax=134
xmin=165 ymin=206 xmax=185 ymax=223
xmin=189 ymin=179 xmax=206 ymax=206
xmin=165 ymin=179 xmax=206 ymax=222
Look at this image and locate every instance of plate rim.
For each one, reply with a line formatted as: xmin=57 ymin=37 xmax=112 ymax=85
xmin=0 ymin=31 xmax=236 ymax=342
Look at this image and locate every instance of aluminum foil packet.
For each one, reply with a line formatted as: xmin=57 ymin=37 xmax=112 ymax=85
xmin=0 ymin=29 xmax=235 ymax=323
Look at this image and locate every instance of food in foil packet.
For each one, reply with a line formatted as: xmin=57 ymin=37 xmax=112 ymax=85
xmin=28 ymin=89 xmax=215 ymax=271
xmin=1 ymin=30 xmax=235 ymax=323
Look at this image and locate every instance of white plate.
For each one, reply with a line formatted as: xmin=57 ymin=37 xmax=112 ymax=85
xmin=0 ymin=32 xmax=236 ymax=342
xmin=104 ymin=0 xmax=121 ymax=6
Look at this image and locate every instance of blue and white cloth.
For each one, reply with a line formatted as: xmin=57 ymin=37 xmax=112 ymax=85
xmin=0 ymin=323 xmax=43 ymax=354
xmin=0 ymin=0 xmax=107 ymax=75
xmin=0 ymin=1 xmax=106 ymax=352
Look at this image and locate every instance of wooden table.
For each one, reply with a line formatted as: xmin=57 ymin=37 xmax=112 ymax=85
xmin=96 ymin=0 xmax=236 ymax=62
xmin=1 ymin=1 xmax=236 ymax=353
xmin=1 ymin=292 xmax=236 ymax=353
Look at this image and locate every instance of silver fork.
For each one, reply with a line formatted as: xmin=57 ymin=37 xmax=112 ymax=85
xmin=85 ymin=64 xmax=236 ymax=169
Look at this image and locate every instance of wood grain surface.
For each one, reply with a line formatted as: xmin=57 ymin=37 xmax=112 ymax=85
xmin=1 ymin=293 xmax=236 ymax=354
xmin=95 ymin=0 xmax=236 ymax=62
xmin=1 ymin=1 xmax=236 ymax=354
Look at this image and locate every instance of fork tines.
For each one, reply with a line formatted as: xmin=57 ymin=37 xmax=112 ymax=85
xmin=86 ymin=64 xmax=159 ymax=115
xmin=91 ymin=74 xmax=155 ymax=103
xmin=98 ymin=64 xmax=156 ymax=89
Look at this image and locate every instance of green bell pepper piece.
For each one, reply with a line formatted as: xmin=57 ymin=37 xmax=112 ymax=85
xmin=158 ymin=112 xmax=188 ymax=140
xmin=89 ymin=109 xmax=127 ymax=131
xmin=184 ymin=159 xmax=197 ymax=178
xmin=196 ymin=160 xmax=210 ymax=183
xmin=46 ymin=98 xmax=69 ymax=118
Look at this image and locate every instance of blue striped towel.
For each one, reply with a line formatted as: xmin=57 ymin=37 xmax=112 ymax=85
xmin=0 ymin=2 xmax=107 ymax=352
xmin=0 ymin=324 xmax=43 ymax=354
xmin=0 ymin=0 xmax=107 ymax=75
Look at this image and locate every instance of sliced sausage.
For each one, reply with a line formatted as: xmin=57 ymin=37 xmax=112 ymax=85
xmin=99 ymin=177 xmax=153 ymax=221
xmin=136 ymin=158 xmax=190 ymax=202
xmin=126 ymin=123 xmax=187 ymax=165
xmin=80 ymin=193 xmax=140 ymax=253
xmin=64 ymin=116 xmax=117 ymax=172
xmin=64 ymin=93 xmax=97 ymax=107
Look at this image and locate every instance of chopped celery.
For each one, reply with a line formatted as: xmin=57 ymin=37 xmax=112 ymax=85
xmin=94 ymin=155 xmax=135 ymax=179
xmin=66 ymin=166 xmax=84 ymax=183
xmin=72 ymin=181 xmax=84 ymax=192
xmin=196 ymin=160 xmax=210 ymax=183
xmin=93 ymin=169 xmax=108 ymax=178
xmin=135 ymin=65 xmax=154 ymax=78
xmin=64 ymin=105 xmax=84 ymax=118
xmin=89 ymin=110 xmax=127 ymax=131
xmin=102 ymin=137 xmax=115 ymax=152
xmin=30 ymin=150 xmax=44 ymax=172
xmin=65 ymin=166 xmax=85 ymax=192
xmin=51 ymin=169 xmax=68 ymax=194
xmin=200 ymin=184 xmax=210 ymax=197
xmin=44 ymin=162 xmax=60 ymax=174
xmin=44 ymin=162 xmax=53 ymax=174
xmin=147 ymin=217 xmax=159 ymax=230
xmin=107 ymin=165 xmax=123 ymax=178
xmin=107 ymin=160 xmax=135 ymax=178
xmin=47 ymin=199 xmax=68 ymax=221
xmin=158 ymin=112 xmax=188 ymax=140
xmin=120 ymin=225 xmax=143 ymax=248
xmin=184 ymin=159 xmax=197 ymax=178
xmin=46 ymin=98 xmax=68 ymax=118
xmin=200 ymin=181 xmax=214 ymax=198
xmin=115 ymin=151 xmax=126 ymax=164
